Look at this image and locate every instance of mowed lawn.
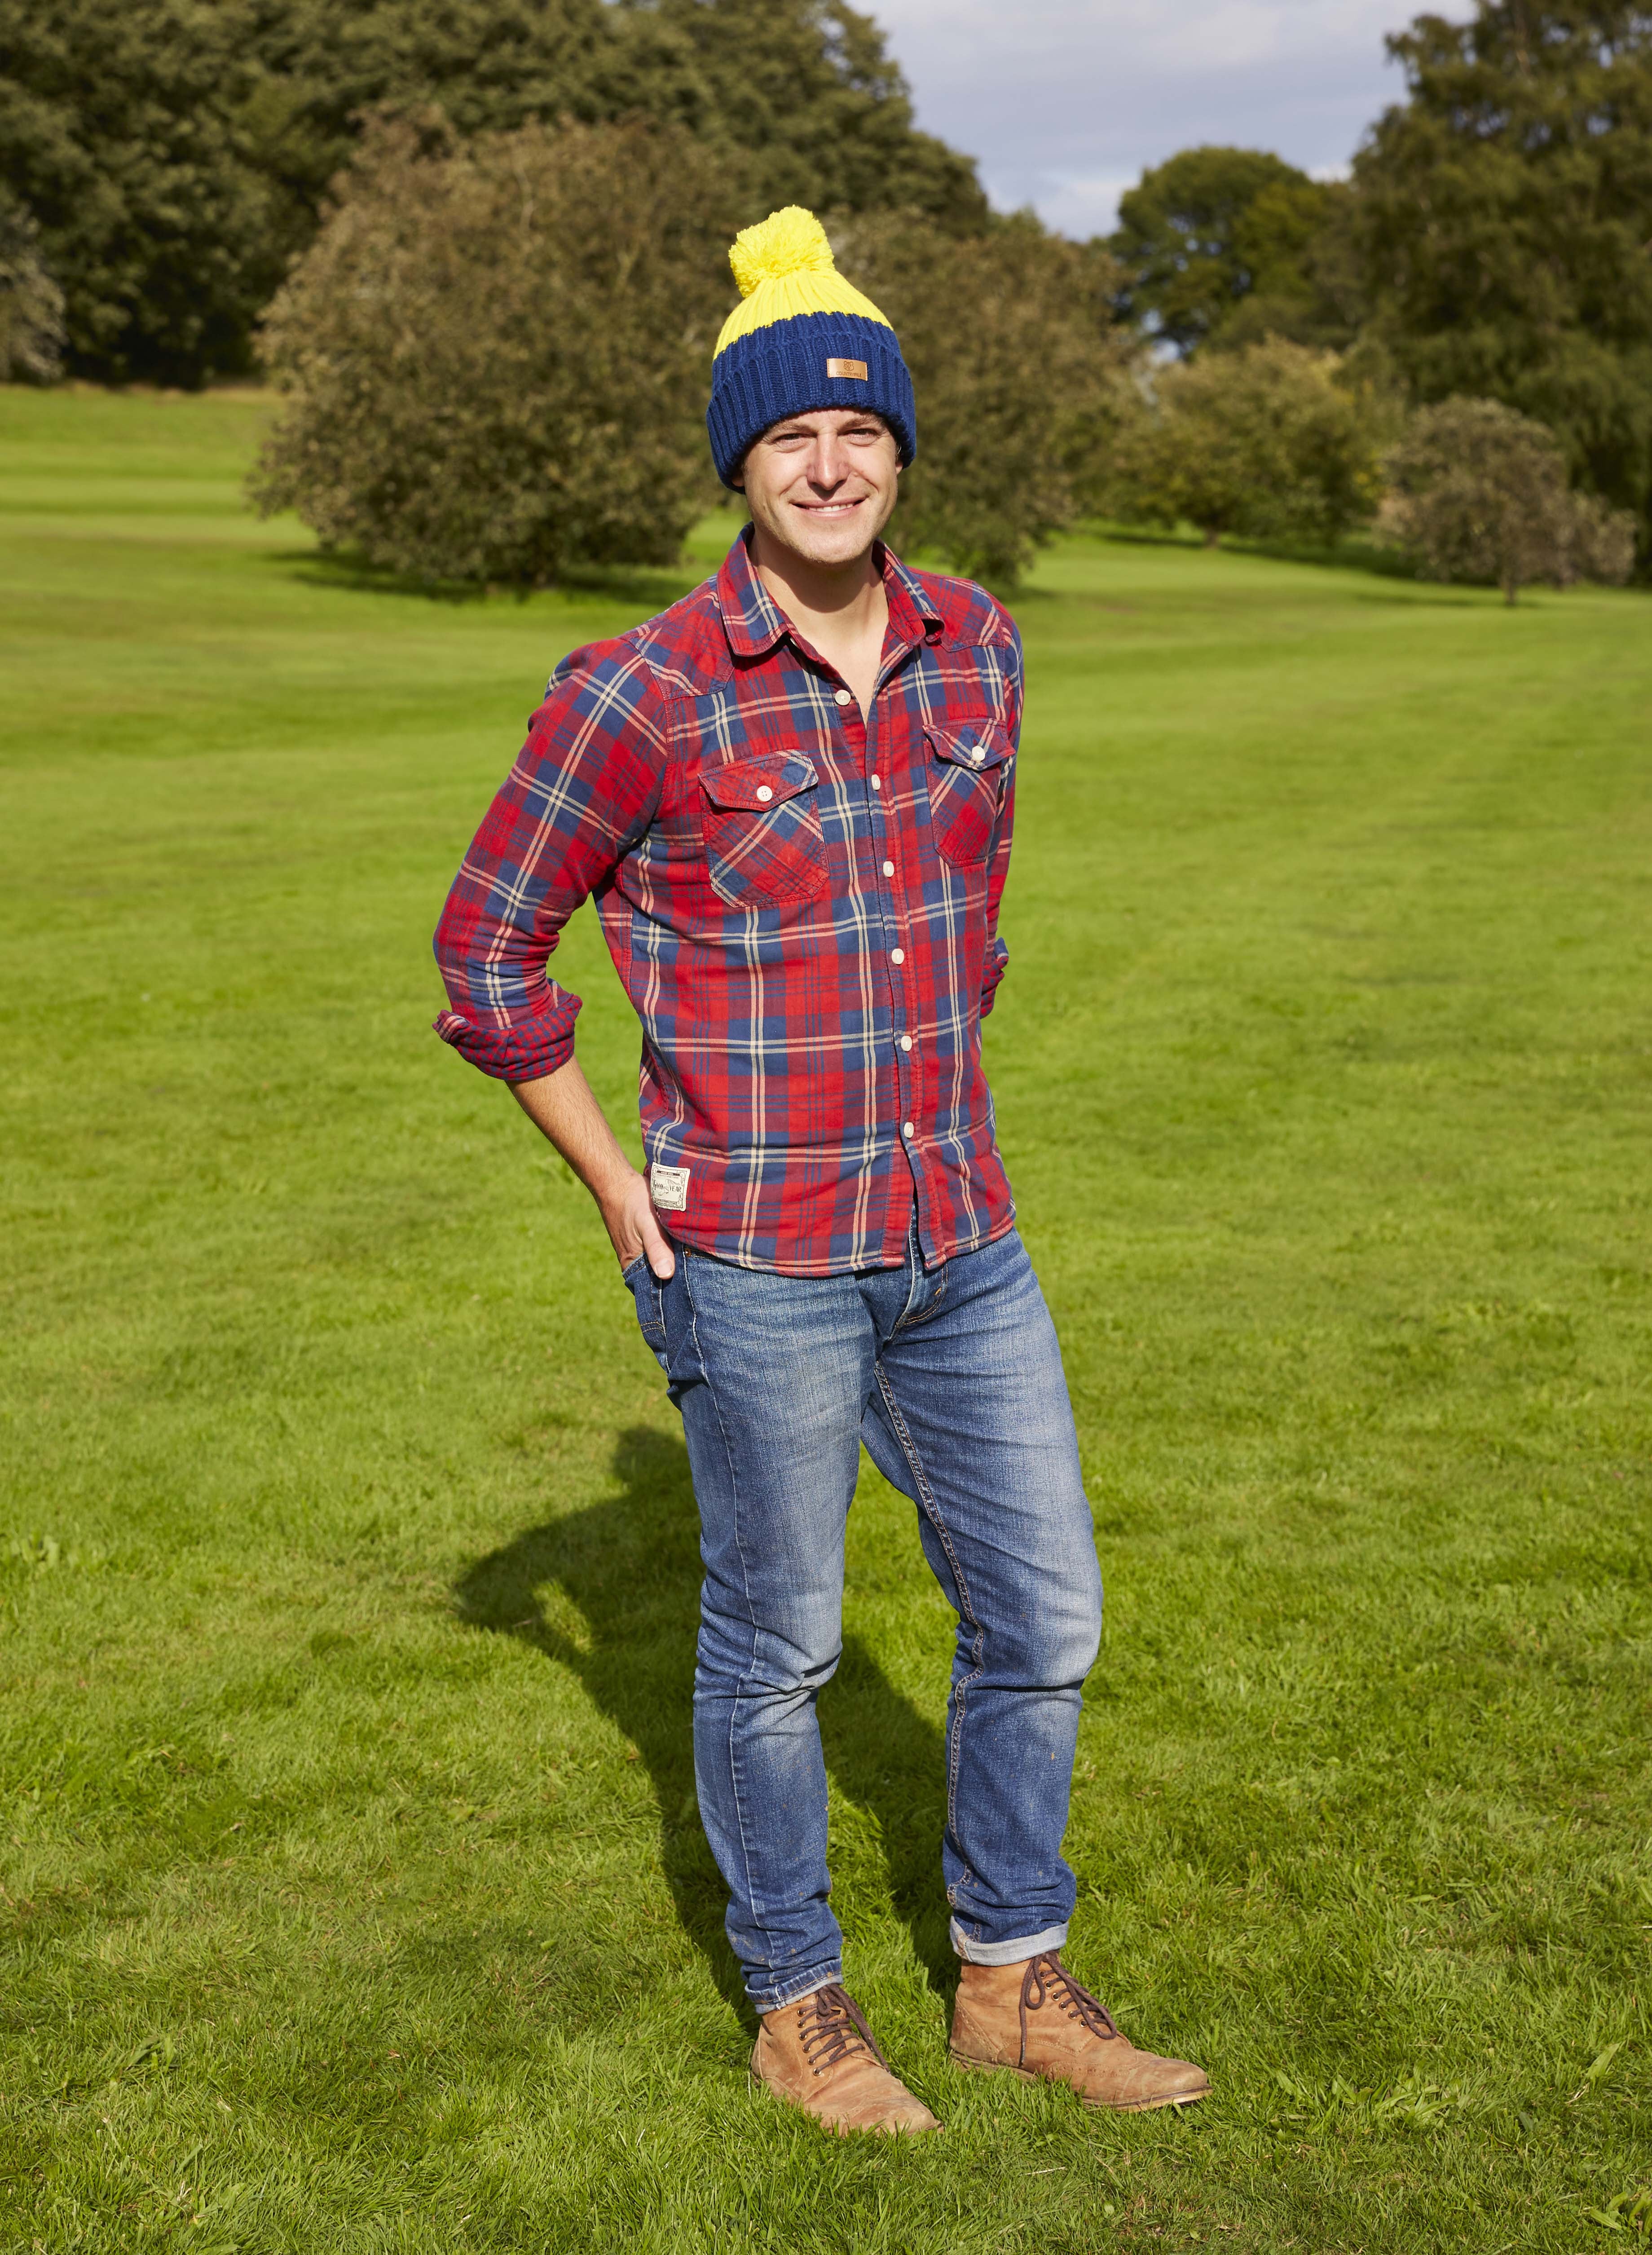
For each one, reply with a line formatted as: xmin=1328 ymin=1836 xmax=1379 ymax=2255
xmin=1 ymin=386 xmax=1648 ymax=2255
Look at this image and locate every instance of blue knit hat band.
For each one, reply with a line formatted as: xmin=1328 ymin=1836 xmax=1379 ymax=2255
xmin=706 ymin=310 xmax=917 ymax=488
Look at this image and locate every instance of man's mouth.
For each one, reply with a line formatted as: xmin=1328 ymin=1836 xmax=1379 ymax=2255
xmin=793 ymin=498 xmax=863 ymax=517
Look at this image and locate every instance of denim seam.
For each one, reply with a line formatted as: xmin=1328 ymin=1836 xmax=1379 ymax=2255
xmin=872 ymin=1359 xmax=981 ymax=1884
xmin=892 ymin=1268 xmax=945 ymax=1333
xmin=758 ymin=1963 xmax=844 ymax=2012
xmin=681 ymin=1258 xmax=767 ymax=1947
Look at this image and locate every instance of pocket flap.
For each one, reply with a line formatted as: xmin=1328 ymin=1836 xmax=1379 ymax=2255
xmin=699 ymin=752 xmax=819 ymax=812
xmin=925 ymin=718 xmax=1013 ymax=773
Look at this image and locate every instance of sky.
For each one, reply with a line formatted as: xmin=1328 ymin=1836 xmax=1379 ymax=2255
xmin=868 ymin=0 xmax=1475 ymax=238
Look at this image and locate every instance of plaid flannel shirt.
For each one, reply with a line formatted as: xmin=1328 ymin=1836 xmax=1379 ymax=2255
xmin=433 ymin=528 xmax=1022 ymax=1275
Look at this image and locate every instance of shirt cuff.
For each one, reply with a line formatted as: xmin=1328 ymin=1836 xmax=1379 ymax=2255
xmin=433 ymin=998 xmax=580 ymax=1081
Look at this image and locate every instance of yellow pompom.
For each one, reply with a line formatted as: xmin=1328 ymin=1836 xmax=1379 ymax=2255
xmin=714 ymin=205 xmax=894 ymax=357
xmin=729 ymin=207 xmax=837 ymax=299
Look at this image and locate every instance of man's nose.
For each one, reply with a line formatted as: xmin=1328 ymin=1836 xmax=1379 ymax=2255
xmin=808 ymin=437 xmax=848 ymax=489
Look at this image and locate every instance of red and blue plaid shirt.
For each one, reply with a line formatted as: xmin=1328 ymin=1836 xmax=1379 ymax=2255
xmin=433 ymin=528 xmax=1022 ymax=1275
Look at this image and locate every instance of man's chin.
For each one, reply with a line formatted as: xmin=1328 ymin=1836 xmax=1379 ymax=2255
xmin=779 ymin=510 xmax=880 ymax=567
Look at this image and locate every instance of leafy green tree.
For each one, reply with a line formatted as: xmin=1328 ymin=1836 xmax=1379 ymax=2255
xmin=233 ymin=0 xmax=706 ymax=283
xmin=1106 ymin=338 xmax=1383 ymax=547
xmin=251 ymin=115 xmax=739 ymax=584
xmin=1383 ymin=397 xmax=1636 ymax=601
xmin=840 ymin=213 xmax=1134 ymax=583
xmin=1354 ymin=1 xmax=1652 ymax=561
xmin=0 ymin=0 xmax=988 ymax=384
xmin=0 ymin=192 xmax=65 ymax=382
xmin=1110 ymin=145 xmax=1359 ymax=353
xmin=0 ymin=0 xmax=282 ymax=382
xmin=639 ymin=0 xmax=988 ymax=233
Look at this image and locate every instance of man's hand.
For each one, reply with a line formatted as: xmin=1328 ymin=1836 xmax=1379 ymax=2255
xmin=595 ymin=1163 xmax=678 ymax=1279
xmin=507 ymin=1059 xmax=677 ymax=1279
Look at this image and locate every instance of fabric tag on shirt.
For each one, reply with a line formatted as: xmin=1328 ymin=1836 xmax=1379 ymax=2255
xmin=650 ymin=1164 xmax=690 ymax=1212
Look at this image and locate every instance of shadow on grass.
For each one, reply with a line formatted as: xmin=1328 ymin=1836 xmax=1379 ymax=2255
xmin=1077 ymin=517 xmax=1427 ymax=583
xmin=258 ymin=542 xmax=708 ymax=612
xmin=453 ymin=1425 xmax=952 ymax=2020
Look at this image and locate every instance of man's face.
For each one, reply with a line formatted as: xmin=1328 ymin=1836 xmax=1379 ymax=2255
xmin=735 ymin=409 xmax=902 ymax=569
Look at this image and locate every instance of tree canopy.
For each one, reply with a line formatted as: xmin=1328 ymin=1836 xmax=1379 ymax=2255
xmin=1354 ymin=0 xmax=1652 ymax=552
xmin=1383 ymin=395 xmax=1637 ymax=600
xmin=1109 ymin=145 xmax=1359 ymax=353
xmin=1105 ymin=339 xmax=1383 ymax=547
xmin=0 ymin=0 xmax=987 ymax=384
xmin=252 ymin=115 xmax=739 ymax=583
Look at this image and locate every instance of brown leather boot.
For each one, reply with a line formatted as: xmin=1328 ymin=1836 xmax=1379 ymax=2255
xmin=750 ymin=1982 xmax=941 ymax=2136
xmin=950 ymin=1953 xmax=1211 ymax=2111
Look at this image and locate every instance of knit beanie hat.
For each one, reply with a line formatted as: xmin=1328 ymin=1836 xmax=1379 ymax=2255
xmin=705 ymin=207 xmax=917 ymax=488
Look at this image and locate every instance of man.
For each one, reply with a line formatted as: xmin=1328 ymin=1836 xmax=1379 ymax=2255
xmin=433 ymin=206 xmax=1210 ymax=2133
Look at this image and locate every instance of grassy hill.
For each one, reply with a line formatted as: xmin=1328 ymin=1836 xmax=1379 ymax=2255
xmin=1 ymin=387 xmax=1648 ymax=2253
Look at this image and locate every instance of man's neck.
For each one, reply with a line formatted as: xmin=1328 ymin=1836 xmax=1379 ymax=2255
xmin=749 ymin=525 xmax=889 ymax=715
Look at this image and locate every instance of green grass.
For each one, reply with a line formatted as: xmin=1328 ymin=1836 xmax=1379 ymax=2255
xmin=1 ymin=384 xmax=1648 ymax=2255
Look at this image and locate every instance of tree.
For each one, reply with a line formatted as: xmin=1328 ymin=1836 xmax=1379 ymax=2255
xmin=0 ymin=0 xmax=988 ymax=385
xmin=639 ymin=0 xmax=989 ymax=234
xmin=251 ymin=115 xmax=739 ymax=583
xmin=0 ymin=0 xmax=283 ymax=383
xmin=0 ymin=193 xmax=65 ymax=382
xmin=1383 ymin=397 xmax=1637 ymax=600
xmin=837 ymin=213 xmax=1134 ymax=583
xmin=1110 ymin=145 xmax=1360 ymax=353
xmin=1353 ymin=1 xmax=1652 ymax=563
xmin=1106 ymin=339 xmax=1383 ymax=547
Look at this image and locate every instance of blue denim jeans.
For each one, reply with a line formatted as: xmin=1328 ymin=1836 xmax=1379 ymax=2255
xmin=625 ymin=1222 xmax=1102 ymax=2012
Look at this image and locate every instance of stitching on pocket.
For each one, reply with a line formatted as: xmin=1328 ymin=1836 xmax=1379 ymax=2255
xmin=699 ymin=754 xmax=828 ymax=906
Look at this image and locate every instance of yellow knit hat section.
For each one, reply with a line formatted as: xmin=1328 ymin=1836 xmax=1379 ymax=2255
xmin=714 ymin=207 xmax=894 ymax=358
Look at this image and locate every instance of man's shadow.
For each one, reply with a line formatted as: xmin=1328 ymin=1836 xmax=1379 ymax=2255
xmin=453 ymin=1425 xmax=954 ymax=2022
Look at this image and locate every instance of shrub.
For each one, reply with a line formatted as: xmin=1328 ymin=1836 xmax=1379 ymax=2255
xmin=1106 ymin=337 xmax=1383 ymax=547
xmin=251 ymin=114 xmax=741 ymax=585
xmin=840 ymin=212 xmax=1137 ymax=584
xmin=1383 ymin=397 xmax=1637 ymax=604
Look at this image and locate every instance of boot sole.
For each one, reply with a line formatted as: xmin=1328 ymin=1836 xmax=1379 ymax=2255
xmin=949 ymin=2048 xmax=1211 ymax=2113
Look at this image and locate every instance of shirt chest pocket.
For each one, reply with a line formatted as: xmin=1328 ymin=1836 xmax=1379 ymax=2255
xmin=924 ymin=717 xmax=1014 ymax=867
xmin=698 ymin=751 xmax=828 ymax=908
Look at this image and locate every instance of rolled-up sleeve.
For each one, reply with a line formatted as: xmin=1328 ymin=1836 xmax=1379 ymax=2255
xmin=432 ymin=640 xmax=668 ymax=1081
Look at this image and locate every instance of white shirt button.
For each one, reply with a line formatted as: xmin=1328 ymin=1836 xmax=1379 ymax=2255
xmin=834 ymin=688 xmax=853 ymax=706
xmin=969 ymin=746 xmax=985 ymax=763
xmin=755 ymin=784 xmax=773 ymax=803
xmin=891 ymin=948 xmax=904 ymax=965
xmin=900 ymin=1035 xmax=912 ymax=1052
xmin=903 ymin=1121 xmax=915 ymax=1138
xmin=881 ymin=859 xmax=894 ymax=877
xmin=871 ymin=774 xmax=881 ymax=791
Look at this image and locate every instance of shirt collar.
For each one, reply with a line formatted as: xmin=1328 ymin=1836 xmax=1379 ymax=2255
xmin=716 ymin=524 xmax=945 ymax=664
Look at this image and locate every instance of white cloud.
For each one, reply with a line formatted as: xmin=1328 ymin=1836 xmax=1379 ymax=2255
xmin=869 ymin=0 xmax=1474 ymax=234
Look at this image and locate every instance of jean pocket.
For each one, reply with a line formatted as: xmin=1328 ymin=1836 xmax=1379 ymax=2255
xmin=624 ymin=1255 xmax=669 ymax=1356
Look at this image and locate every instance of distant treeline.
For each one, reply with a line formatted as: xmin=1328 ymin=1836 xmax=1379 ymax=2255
xmin=0 ymin=0 xmax=982 ymax=386
xmin=3 ymin=0 xmax=1648 ymax=583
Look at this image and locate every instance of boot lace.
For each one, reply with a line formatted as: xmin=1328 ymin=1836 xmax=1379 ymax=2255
xmin=1019 ymin=1953 xmax=1119 ymax=2064
xmin=796 ymin=1983 xmax=889 ymax=2078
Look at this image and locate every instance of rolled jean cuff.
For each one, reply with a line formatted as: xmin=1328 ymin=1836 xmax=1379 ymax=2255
xmin=751 ymin=1964 xmax=842 ymax=2013
xmin=950 ymin=1919 xmax=1068 ymax=1967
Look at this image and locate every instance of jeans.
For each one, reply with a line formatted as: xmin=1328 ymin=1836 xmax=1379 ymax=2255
xmin=625 ymin=1221 xmax=1103 ymax=2012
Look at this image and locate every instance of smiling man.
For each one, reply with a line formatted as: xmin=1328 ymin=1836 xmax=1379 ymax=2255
xmin=432 ymin=208 xmax=1210 ymax=2134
